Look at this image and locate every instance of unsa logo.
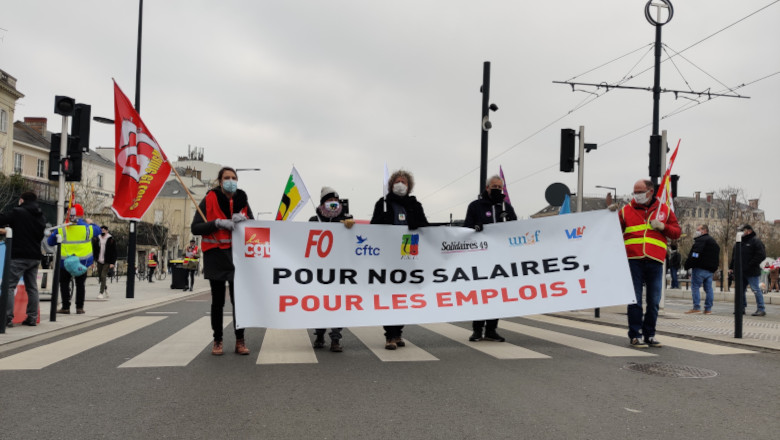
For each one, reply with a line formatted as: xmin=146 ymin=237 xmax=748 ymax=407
xmin=244 ymin=227 xmax=271 ymax=258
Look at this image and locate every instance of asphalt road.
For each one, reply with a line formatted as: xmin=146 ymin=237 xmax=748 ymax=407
xmin=1 ymin=293 xmax=778 ymax=440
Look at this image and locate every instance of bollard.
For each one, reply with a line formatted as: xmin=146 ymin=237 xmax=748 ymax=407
xmin=49 ymin=235 xmax=62 ymax=322
xmin=734 ymin=231 xmax=743 ymax=338
xmin=0 ymin=228 xmax=12 ymax=333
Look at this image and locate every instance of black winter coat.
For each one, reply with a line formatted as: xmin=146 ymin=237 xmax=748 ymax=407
xmin=0 ymin=200 xmax=46 ymax=260
xmin=684 ymin=233 xmax=720 ymax=272
xmin=370 ymin=192 xmax=429 ymax=229
xmin=729 ymin=231 xmax=766 ymax=277
xmin=91 ymin=234 xmax=118 ymax=265
xmin=463 ymin=191 xmax=517 ymax=229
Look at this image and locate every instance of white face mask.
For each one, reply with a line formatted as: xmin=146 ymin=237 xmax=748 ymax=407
xmin=392 ymin=182 xmax=408 ymax=197
xmin=633 ymin=191 xmax=649 ymax=205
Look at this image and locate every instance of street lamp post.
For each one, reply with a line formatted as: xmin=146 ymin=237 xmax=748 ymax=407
xmin=595 ymin=185 xmax=618 ymax=202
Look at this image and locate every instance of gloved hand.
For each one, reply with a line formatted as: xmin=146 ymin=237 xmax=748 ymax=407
xmin=650 ymin=219 xmax=665 ymax=231
xmin=607 ymin=204 xmax=619 ymax=212
xmin=215 ymin=219 xmax=234 ymax=231
xmin=474 ymin=224 xmax=483 ymax=232
xmin=231 ymin=213 xmax=247 ymax=223
xmin=342 ymin=219 xmax=355 ymax=229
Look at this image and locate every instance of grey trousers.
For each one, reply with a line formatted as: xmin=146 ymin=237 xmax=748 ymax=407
xmin=5 ymin=258 xmax=40 ymax=322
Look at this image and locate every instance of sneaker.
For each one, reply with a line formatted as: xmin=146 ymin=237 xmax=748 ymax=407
xmin=483 ymin=330 xmax=506 ymax=342
xmin=684 ymin=309 xmax=701 ymax=314
xmin=104 ymin=289 xmax=109 ymax=298
xmin=235 ymin=339 xmax=250 ymax=355
xmin=57 ymin=308 xmax=70 ymax=314
xmin=5 ymin=319 xmax=13 ymax=328
xmin=76 ymin=309 xmax=85 ymax=314
xmin=392 ymin=337 xmax=406 ymax=347
xmin=97 ymin=294 xmax=105 ymax=300
xmin=313 ymin=335 xmax=325 ymax=349
xmin=21 ymin=317 xmax=36 ymax=326
xmin=703 ymin=310 xmax=712 ymax=315
xmin=751 ymin=310 xmax=766 ymax=317
xmin=469 ymin=330 xmax=483 ymax=342
xmin=645 ymin=337 xmax=663 ymax=348
xmin=212 ymin=340 xmax=224 ymax=356
xmin=385 ymin=339 xmax=397 ymax=350
xmin=630 ymin=338 xmax=648 ymax=348
xmin=330 ymin=340 xmax=343 ymax=353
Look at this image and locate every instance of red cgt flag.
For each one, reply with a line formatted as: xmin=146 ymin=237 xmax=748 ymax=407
xmin=111 ymin=81 xmax=172 ymax=221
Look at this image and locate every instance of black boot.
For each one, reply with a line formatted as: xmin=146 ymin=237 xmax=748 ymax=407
xmin=313 ymin=333 xmax=325 ymax=349
xmin=330 ymin=339 xmax=343 ymax=352
xmin=483 ymin=329 xmax=505 ymax=342
xmin=469 ymin=329 xmax=483 ymax=341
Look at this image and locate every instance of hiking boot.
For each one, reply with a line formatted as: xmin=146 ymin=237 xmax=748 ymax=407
xmin=645 ymin=337 xmax=663 ymax=348
xmin=385 ymin=339 xmax=397 ymax=350
xmin=684 ymin=309 xmax=701 ymax=314
xmin=630 ymin=338 xmax=648 ymax=348
xmin=212 ymin=340 xmax=224 ymax=356
xmin=703 ymin=310 xmax=712 ymax=315
xmin=235 ymin=339 xmax=250 ymax=355
xmin=21 ymin=317 xmax=36 ymax=326
xmin=76 ymin=309 xmax=85 ymax=314
xmin=469 ymin=330 xmax=483 ymax=341
xmin=483 ymin=330 xmax=506 ymax=342
xmin=57 ymin=308 xmax=70 ymax=314
xmin=330 ymin=340 xmax=343 ymax=353
xmin=313 ymin=334 xmax=325 ymax=349
xmin=392 ymin=337 xmax=406 ymax=347
xmin=751 ymin=310 xmax=766 ymax=317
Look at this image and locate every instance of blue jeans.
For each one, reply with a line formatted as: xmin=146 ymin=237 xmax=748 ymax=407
xmin=670 ymin=267 xmax=679 ymax=288
xmin=627 ymin=259 xmax=663 ymax=340
xmin=691 ymin=268 xmax=714 ymax=311
xmin=739 ymin=275 xmax=766 ymax=312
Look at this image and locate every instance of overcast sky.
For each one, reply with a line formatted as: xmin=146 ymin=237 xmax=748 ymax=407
xmin=3 ymin=1 xmax=779 ymax=222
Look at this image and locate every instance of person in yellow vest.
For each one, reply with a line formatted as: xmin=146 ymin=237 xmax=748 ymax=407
xmin=147 ymin=250 xmax=159 ymax=282
xmin=191 ymin=167 xmax=254 ymax=356
xmin=49 ymin=204 xmax=101 ymax=314
xmin=183 ymin=239 xmax=199 ymax=291
xmin=617 ymin=179 xmax=680 ymax=348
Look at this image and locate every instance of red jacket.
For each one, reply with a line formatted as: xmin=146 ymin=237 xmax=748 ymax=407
xmin=619 ymin=198 xmax=681 ymax=263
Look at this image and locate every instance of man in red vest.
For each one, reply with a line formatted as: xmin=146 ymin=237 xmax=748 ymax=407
xmin=618 ymin=179 xmax=680 ymax=348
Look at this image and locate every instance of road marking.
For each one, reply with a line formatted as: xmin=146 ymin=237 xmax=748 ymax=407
xmin=146 ymin=312 xmax=178 ymax=315
xmin=420 ymin=323 xmax=550 ymax=359
xmin=349 ymin=326 xmax=438 ymax=362
xmin=256 ymin=329 xmax=318 ymax=364
xmin=119 ymin=317 xmax=214 ymax=368
xmin=0 ymin=316 xmax=166 ymax=370
xmin=526 ymin=315 xmax=756 ymax=355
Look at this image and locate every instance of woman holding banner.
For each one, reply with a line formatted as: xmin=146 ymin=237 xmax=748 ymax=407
xmin=371 ymin=169 xmax=429 ymax=350
xmin=191 ymin=167 xmax=254 ymax=356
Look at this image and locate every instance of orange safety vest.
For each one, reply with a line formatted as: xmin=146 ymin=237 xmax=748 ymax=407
xmin=619 ymin=200 xmax=673 ymax=263
xmin=147 ymin=254 xmax=158 ymax=267
xmin=201 ymin=191 xmax=249 ymax=252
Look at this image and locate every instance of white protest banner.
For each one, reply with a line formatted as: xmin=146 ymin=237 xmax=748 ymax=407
xmin=233 ymin=210 xmax=636 ymax=329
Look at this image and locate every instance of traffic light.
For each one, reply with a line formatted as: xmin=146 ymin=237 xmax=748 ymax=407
xmin=670 ymin=174 xmax=680 ymax=199
xmin=71 ymin=103 xmax=91 ymax=153
xmin=560 ymin=128 xmax=576 ymax=172
xmin=648 ymin=135 xmax=662 ymax=179
xmin=48 ymin=134 xmax=62 ymax=181
xmin=54 ymin=96 xmax=75 ymax=116
xmin=48 ymin=133 xmax=82 ymax=181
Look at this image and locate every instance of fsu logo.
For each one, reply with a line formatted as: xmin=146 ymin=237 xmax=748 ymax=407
xmin=244 ymin=227 xmax=271 ymax=258
xmin=401 ymin=234 xmax=419 ymax=257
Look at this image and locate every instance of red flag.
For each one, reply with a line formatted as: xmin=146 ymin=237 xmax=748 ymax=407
xmin=656 ymin=139 xmax=680 ymax=215
xmin=111 ymin=81 xmax=172 ymax=221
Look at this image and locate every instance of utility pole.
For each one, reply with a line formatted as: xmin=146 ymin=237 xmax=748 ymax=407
xmin=126 ymin=0 xmax=144 ymax=299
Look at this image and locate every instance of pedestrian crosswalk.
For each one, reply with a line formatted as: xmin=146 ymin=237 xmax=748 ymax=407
xmin=0 ymin=313 xmax=757 ymax=370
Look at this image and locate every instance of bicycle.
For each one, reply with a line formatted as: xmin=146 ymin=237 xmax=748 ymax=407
xmin=155 ymin=268 xmax=167 ymax=281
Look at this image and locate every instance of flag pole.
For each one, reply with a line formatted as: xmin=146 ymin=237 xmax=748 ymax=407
xmin=169 ymin=165 xmax=207 ymax=221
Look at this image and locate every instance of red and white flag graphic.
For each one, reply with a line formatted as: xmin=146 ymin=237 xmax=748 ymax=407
xmin=111 ymin=81 xmax=172 ymax=221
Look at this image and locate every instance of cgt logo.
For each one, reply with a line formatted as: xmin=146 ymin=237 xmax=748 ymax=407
xmin=565 ymin=226 xmax=586 ymax=240
xmin=244 ymin=227 xmax=271 ymax=258
xmin=401 ymin=234 xmax=419 ymax=257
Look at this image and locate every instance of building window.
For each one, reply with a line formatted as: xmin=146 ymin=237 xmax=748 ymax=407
xmin=97 ymin=173 xmax=104 ymax=188
xmin=0 ymin=109 xmax=7 ymax=133
xmin=13 ymin=153 xmax=22 ymax=174
xmin=37 ymin=159 xmax=46 ymax=178
xmin=154 ymin=209 xmax=163 ymax=224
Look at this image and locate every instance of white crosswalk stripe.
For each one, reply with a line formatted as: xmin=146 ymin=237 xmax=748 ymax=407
xmin=349 ymin=326 xmax=438 ymax=362
xmin=420 ymin=323 xmax=550 ymax=359
xmin=0 ymin=316 xmax=166 ymax=370
xmin=119 ymin=317 xmax=218 ymax=368
xmin=257 ymin=329 xmax=318 ymax=364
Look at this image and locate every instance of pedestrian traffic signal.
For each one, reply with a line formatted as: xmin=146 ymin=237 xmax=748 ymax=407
xmin=560 ymin=128 xmax=576 ymax=172
xmin=49 ymin=133 xmax=82 ymax=181
xmin=671 ymin=174 xmax=679 ymax=199
xmin=71 ymin=103 xmax=91 ymax=153
xmin=54 ymin=96 xmax=76 ymax=116
xmin=648 ymin=135 xmax=662 ymax=178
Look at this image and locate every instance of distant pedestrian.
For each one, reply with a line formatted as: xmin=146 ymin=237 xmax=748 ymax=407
xmin=667 ymin=244 xmax=681 ymax=288
xmin=618 ymin=179 xmax=681 ymax=348
xmin=683 ymin=224 xmax=720 ymax=314
xmin=729 ymin=224 xmax=767 ymax=316
xmin=0 ymin=192 xmax=47 ymax=327
xmin=191 ymin=166 xmax=254 ymax=356
xmin=183 ymin=239 xmax=199 ymax=291
xmin=463 ymin=174 xmax=517 ymax=343
xmin=308 ymin=186 xmax=355 ymax=353
xmin=769 ymin=261 xmax=779 ymax=292
xmin=92 ymin=225 xmax=117 ymax=299
xmin=147 ymin=250 xmax=158 ymax=282
xmin=371 ymin=169 xmax=429 ymax=350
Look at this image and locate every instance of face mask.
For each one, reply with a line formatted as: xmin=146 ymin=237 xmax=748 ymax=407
xmin=633 ymin=191 xmax=649 ymax=205
xmin=325 ymin=201 xmax=340 ymax=212
xmin=489 ymin=188 xmax=504 ymax=202
xmin=321 ymin=201 xmax=343 ymax=219
xmin=392 ymin=182 xmax=408 ymax=197
xmin=222 ymin=179 xmax=238 ymax=194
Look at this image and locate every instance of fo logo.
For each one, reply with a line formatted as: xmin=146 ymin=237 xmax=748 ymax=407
xmin=244 ymin=227 xmax=271 ymax=258
xmin=401 ymin=234 xmax=419 ymax=256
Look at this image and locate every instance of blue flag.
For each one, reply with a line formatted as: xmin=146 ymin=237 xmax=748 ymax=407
xmin=559 ymin=194 xmax=571 ymax=215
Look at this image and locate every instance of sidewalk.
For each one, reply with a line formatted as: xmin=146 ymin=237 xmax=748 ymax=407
xmin=554 ymin=287 xmax=780 ymax=351
xmin=1 ymin=275 xmax=207 ymax=351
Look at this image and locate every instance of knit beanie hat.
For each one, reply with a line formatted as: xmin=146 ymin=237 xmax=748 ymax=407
xmin=320 ymin=186 xmax=339 ymax=205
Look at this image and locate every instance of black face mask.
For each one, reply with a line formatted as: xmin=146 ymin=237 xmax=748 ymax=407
xmin=489 ymin=188 xmax=504 ymax=203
